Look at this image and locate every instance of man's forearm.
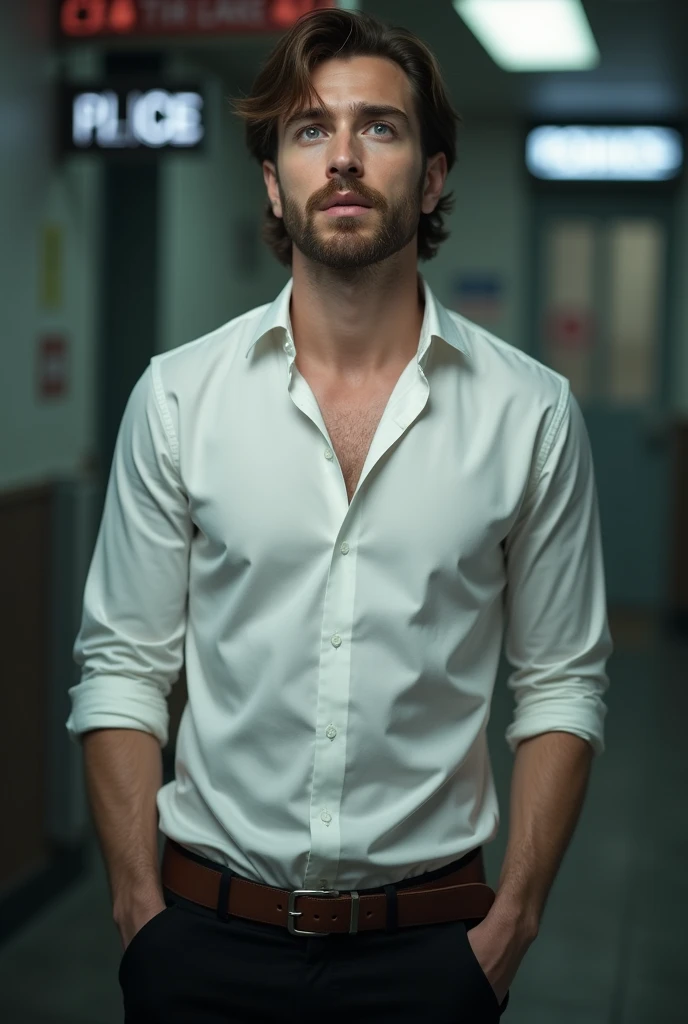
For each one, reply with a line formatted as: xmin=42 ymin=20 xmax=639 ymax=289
xmin=82 ymin=727 xmax=165 ymax=923
xmin=490 ymin=730 xmax=594 ymax=938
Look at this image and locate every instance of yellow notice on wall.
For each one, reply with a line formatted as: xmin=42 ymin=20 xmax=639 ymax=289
xmin=41 ymin=224 xmax=63 ymax=309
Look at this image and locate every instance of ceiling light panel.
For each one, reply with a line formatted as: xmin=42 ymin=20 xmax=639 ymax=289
xmin=453 ymin=0 xmax=601 ymax=72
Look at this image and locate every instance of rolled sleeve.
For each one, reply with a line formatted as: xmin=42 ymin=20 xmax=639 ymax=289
xmin=503 ymin=383 xmax=613 ymax=757
xmin=66 ymin=360 xmax=192 ymax=748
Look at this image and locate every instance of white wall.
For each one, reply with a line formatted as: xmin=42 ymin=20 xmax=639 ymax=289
xmin=0 ymin=2 xmax=102 ymax=491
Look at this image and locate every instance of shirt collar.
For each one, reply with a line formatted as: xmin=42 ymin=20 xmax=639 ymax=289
xmin=244 ymin=273 xmax=469 ymax=363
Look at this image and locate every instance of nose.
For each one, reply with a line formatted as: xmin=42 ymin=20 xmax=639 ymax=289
xmin=326 ymin=132 xmax=363 ymax=180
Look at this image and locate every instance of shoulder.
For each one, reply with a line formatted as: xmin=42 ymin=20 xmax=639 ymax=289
xmin=443 ymin=312 xmax=573 ymax=485
xmin=451 ymin=311 xmax=567 ymax=403
xmin=448 ymin=311 xmax=570 ymax=435
xmin=150 ymin=301 xmax=271 ymax=393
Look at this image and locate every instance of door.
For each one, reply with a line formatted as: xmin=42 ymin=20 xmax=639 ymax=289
xmin=531 ymin=195 xmax=674 ymax=611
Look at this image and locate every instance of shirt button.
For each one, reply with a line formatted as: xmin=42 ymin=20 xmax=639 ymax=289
xmin=340 ymin=542 xmax=349 ymax=555
xmin=283 ymin=339 xmax=294 ymax=354
xmin=321 ymin=810 xmax=332 ymax=824
xmin=331 ymin=634 xmax=342 ymax=648
xmin=324 ymin=448 xmax=334 ymax=460
xmin=326 ymin=725 xmax=337 ymax=739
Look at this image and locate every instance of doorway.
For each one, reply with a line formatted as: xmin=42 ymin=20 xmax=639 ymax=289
xmin=530 ymin=194 xmax=675 ymax=612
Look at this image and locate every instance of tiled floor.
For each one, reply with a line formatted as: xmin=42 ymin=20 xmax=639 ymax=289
xmin=0 ymin=612 xmax=685 ymax=1022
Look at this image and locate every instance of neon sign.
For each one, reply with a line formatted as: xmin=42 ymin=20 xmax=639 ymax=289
xmin=61 ymin=86 xmax=205 ymax=152
xmin=526 ymin=126 xmax=683 ymax=181
xmin=58 ymin=0 xmax=338 ymax=37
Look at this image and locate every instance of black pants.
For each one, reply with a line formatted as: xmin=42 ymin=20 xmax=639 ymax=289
xmin=119 ymin=844 xmax=511 ymax=1023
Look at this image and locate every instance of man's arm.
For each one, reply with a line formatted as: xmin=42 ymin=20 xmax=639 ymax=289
xmin=491 ymin=730 xmax=594 ymax=939
xmin=464 ymin=385 xmax=613 ymax=1005
xmin=82 ymin=728 xmax=165 ymax=925
xmin=479 ymin=385 xmax=612 ymax=955
xmin=466 ymin=730 xmax=594 ymax=1007
xmin=67 ymin=362 xmax=191 ymax=752
xmin=66 ymin=362 xmax=192 ymax=942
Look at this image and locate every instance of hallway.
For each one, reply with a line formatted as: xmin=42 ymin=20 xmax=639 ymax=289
xmin=0 ymin=611 xmax=684 ymax=1023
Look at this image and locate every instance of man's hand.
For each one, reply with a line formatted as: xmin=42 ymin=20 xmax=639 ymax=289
xmin=115 ymin=893 xmax=167 ymax=954
xmin=466 ymin=910 xmax=536 ymax=1007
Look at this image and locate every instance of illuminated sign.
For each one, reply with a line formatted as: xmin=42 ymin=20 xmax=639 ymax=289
xmin=526 ymin=126 xmax=684 ymax=181
xmin=57 ymin=0 xmax=337 ymax=38
xmin=60 ymin=85 xmax=205 ymax=153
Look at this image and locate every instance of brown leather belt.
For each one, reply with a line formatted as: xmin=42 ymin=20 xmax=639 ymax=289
xmin=161 ymin=838 xmax=496 ymax=937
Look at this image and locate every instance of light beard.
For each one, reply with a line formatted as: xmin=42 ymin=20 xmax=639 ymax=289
xmin=279 ymin=188 xmax=423 ymax=272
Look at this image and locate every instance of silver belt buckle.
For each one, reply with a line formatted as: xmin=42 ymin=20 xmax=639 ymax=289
xmin=288 ymin=888 xmax=359 ymax=937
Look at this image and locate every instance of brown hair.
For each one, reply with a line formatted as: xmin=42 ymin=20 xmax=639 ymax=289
xmin=230 ymin=7 xmax=462 ymax=266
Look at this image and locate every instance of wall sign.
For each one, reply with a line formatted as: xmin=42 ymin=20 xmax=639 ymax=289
xmin=450 ymin=272 xmax=505 ymax=325
xmin=40 ymin=225 xmax=64 ymax=309
xmin=38 ymin=335 xmax=70 ymax=399
xmin=57 ymin=0 xmax=338 ymax=38
xmin=59 ymin=84 xmax=205 ymax=153
xmin=545 ymin=308 xmax=595 ymax=350
xmin=526 ymin=125 xmax=684 ymax=181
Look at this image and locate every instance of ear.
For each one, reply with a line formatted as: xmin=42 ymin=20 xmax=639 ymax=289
xmin=263 ymin=160 xmax=282 ymax=218
xmin=421 ymin=152 xmax=448 ymax=216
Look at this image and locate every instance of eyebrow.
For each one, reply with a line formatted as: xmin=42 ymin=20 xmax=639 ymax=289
xmin=283 ymin=102 xmax=411 ymax=132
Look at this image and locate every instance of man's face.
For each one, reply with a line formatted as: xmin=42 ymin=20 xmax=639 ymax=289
xmin=264 ymin=55 xmax=441 ymax=271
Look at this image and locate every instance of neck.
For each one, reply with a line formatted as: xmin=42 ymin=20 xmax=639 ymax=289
xmin=289 ymin=246 xmax=424 ymax=381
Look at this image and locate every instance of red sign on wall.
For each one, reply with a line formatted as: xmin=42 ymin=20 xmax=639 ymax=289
xmin=545 ymin=309 xmax=595 ymax=350
xmin=58 ymin=0 xmax=337 ymax=38
xmin=38 ymin=335 xmax=69 ymax=399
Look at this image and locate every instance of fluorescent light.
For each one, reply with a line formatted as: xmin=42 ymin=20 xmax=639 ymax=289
xmin=525 ymin=126 xmax=684 ymax=181
xmin=453 ymin=0 xmax=600 ymax=71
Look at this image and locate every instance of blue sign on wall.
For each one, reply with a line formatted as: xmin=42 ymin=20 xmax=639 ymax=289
xmin=450 ymin=272 xmax=505 ymax=324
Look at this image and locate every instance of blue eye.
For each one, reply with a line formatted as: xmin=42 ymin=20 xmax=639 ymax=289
xmin=296 ymin=122 xmax=396 ymax=141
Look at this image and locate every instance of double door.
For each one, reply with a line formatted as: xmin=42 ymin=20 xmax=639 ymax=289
xmin=531 ymin=195 xmax=675 ymax=611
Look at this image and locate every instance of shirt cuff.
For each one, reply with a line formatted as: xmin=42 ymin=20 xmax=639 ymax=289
xmin=505 ymin=699 xmax=607 ymax=756
xmin=66 ymin=676 xmax=170 ymax=748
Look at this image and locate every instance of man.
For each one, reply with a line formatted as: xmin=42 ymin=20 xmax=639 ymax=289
xmin=67 ymin=9 xmax=613 ymax=1023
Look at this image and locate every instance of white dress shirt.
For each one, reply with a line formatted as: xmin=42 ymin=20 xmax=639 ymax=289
xmin=66 ymin=273 xmax=612 ymax=892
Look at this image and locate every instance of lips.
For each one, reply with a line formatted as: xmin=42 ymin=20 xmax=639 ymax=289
xmin=321 ymin=193 xmax=373 ymax=210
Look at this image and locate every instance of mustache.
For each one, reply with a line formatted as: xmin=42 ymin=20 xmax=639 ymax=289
xmin=306 ymin=180 xmax=386 ymax=214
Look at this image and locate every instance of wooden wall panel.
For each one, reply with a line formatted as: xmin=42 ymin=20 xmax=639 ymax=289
xmin=0 ymin=485 xmax=51 ymax=894
xmin=670 ymin=422 xmax=688 ymax=623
